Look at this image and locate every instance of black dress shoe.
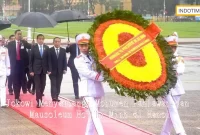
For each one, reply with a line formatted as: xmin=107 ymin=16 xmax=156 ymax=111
xmin=31 ymin=91 xmax=35 ymax=95
xmin=36 ymin=100 xmax=42 ymax=108
xmin=75 ymin=96 xmax=79 ymax=99
xmin=52 ymin=99 xmax=57 ymax=102
xmin=15 ymin=99 xmax=21 ymax=104
xmin=27 ymin=89 xmax=31 ymax=93
xmin=9 ymin=92 xmax=13 ymax=95
xmin=36 ymin=103 xmax=41 ymax=108
xmin=56 ymin=99 xmax=61 ymax=102
xmin=23 ymin=91 xmax=27 ymax=94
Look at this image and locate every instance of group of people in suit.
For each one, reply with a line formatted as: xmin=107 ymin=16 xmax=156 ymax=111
xmin=0 ymin=30 xmax=68 ymax=108
xmin=28 ymin=34 xmax=67 ymax=108
xmin=0 ymin=29 xmax=83 ymax=108
xmin=29 ymin=35 xmax=67 ymax=106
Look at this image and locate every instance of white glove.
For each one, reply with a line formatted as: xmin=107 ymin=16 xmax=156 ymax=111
xmin=98 ymin=71 xmax=104 ymax=81
xmin=6 ymin=69 xmax=10 ymax=76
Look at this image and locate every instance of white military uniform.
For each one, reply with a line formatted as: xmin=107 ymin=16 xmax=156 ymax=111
xmin=161 ymin=35 xmax=186 ymax=135
xmin=0 ymin=46 xmax=10 ymax=107
xmin=74 ymin=33 xmax=105 ymax=135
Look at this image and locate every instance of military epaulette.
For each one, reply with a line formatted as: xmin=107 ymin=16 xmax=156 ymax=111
xmin=76 ymin=55 xmax=82 ymax=58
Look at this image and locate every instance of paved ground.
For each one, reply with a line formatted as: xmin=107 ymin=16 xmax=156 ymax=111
xmin=0 ymin=108 xmax=51 ymax=135
xmin=1 ymin=43 xmax=199 ymax=135
xmin=62 ymin=91 xmax=200 ymax=135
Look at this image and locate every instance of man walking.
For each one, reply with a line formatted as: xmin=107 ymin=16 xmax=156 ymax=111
xmin=161 ymin=33 xmax=186 ymax=135
xmin=74 ymin=33 xmax=105 ymax=135
xmin=66 ymin=34 xmax=80 ymax=99
xmin=29 ymin=34 xmax=49 ymax=108
xmin=7 ymin=30 xmax=31 ymax=104
xmin=48 ymin=37 xmax=67 ymax=102
xmin=27 ymin=47 xmax=35 ymax=95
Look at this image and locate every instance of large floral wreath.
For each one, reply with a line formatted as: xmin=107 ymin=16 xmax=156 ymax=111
xmin=88 ymin=10 xmax=177 ymax=101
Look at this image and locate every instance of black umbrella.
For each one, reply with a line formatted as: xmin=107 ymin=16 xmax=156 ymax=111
xmin=51 ymin=9 xmax=89 ymax=41
xmin=0 ymin=20 xmax=11 ymax=31
xmin=12 ymin=12 xmax=57 ymax=39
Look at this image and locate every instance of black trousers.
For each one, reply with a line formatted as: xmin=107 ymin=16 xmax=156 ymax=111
xmin=21 ymin=67 xmax=28 ymax=93
xmin=13 ymin=60 xmax=25 ymax=99
xmin=7 ymin=75 xmax=13 ymax=93
xmin=34 ymin=74 xmax=46 ymax=102
xmin=27 ymin=69 xmax=35 ymax=92
xmin=70 ymin=67 xmax=79 ymax=98
xmin=49 ymin=73 xmax=63 ymax=100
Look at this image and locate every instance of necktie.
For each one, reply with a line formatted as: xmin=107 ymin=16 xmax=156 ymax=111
xmin=40 ymin=45 xmax=43 ymax=57
xmin=16 ymin=41 xmax=20 ymax=60
xmin=56 ymin=49 xmax=59 ymax=58
xmin=87 ymin=55 xmax=91 ymax=61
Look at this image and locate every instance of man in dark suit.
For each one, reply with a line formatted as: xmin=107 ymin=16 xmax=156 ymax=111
xmin=29 ymin=34 xmax=49 ymax=108
xmin=66 ymin=35 xmax=80 ymax=99
xmin=21 ymin=37 xmax=30 ymax=94
xmin=7 ymin=30 xmax=31 ymax=103
xmin=49 ymin=37 xmax=67 ymax=102
xmin=27 ymin=48 xmax=35 ymax=95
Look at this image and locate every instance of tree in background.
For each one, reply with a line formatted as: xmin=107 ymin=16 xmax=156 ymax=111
xmin=105 ymin=0 xmax=121 ymax=12
xmin=89 ymin=0 xmax=98 ymax=14
xmin=64 ymin=0 xmax=73 ymax=9
xmin=132 ymin=0 xmax=179 ymax=16
xmin=18 ymin=0 xmax=28 ymax=14
xmin=18 ymin=0 xmax=65 ymax=14
xmin=0 ymin=0 xmax=3 ymax=14
xmin=72 ymin=1 xmax=88 ymax=14
xmin=52 ymin=0 xmax=64 ymax=11
xmin=186 ymin=0 xmax=200 ymax=4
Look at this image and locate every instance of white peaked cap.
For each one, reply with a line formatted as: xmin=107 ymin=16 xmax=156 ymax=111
xmin=75 ymin=33 xmax=90 ymax=45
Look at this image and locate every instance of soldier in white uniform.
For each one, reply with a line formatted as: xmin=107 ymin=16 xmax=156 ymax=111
xmin=161 ymin=34 xmax=186 ymax=135
xmin=0 ymin=35 xmax=10 ymax=108
xmin=74 ymin=33 xmax=105 ymax=135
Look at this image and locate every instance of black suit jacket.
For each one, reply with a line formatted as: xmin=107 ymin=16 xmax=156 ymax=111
xmin=48 ymin=47 xmax=67 ymax=75
xmin=29 ymin=44 xmax=49 ymax=74
xmin=66 ymin=43 xmax=80 ymax=68
xmin=7 ymin=40 xmax=31 ymax=74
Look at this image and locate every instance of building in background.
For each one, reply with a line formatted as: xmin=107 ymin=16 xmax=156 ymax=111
xmin=122 ymin=0 xmax=132 ymax=11
xmin=0 ymin=0 xmax=21 ymax=20
xmin=94 ymin=0 xmax=132 ymax=15
xmin=179 ymin=0 xmax=186 ymax=4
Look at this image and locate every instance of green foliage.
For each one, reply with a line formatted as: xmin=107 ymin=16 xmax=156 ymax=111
xmin=88 ymin=10 xmax=177 ymax=101
xmin=1 ymin=22 xmax=200 ymax=38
